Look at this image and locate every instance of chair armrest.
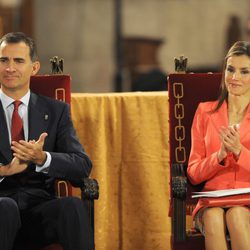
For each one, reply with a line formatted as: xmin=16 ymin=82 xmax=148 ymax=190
xmin=71 ymin=178 xmax=99 ymax=200
xmin=172 ymin=176 xmax=187 ymax=199
xmin=172 ymin=163 xmax=187 ymax=199
xmin=171 ymin=164 xmax=187 ymax=242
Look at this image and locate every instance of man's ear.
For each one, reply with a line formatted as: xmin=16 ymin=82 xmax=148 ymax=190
xmin=31 ymin=61 xmax=40 ymax=76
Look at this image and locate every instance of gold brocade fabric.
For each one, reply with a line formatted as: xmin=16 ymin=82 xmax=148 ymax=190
xmin=71 ymin=92 xmax=170 ymax=250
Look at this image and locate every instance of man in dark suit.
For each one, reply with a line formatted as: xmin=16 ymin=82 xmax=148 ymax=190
xmin=0 ymin=32 xmax=94 ymax=250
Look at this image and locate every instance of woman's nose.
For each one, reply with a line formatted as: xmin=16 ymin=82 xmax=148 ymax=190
xmin=232 ymin=71 xmax=240 ymax=80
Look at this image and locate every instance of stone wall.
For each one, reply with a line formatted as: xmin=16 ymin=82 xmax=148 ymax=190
xmin=34 ymin=0 xmax=250 ymax=92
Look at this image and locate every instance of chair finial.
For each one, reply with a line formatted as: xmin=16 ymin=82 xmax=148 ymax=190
xmin=50 ymin=56 xmax=64 ymax=74
xmin=174 ymin=55 xmax=188 ymax=73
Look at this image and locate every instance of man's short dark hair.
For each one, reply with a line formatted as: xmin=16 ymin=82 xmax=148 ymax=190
xmin=0 ymin=32 xmax=38 ymax=62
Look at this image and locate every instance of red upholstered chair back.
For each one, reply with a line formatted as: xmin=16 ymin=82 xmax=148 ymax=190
xmin=30 ymin=74 xmax=71 ymax=104
xmin=168 ymin=73 xmax=222 ymax=208
xmin=168 ymin=73 xmax=222 ymax=249
xmin=28 ymin=74 xmax=98 ymax=250
xmin=29 ymin=74 xmax=71 ymax=250
xmin=31 ymin=74 xmax=72 ymax=199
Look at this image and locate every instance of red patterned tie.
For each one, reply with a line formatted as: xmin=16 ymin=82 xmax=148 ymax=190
xmin=11 ymin=100 xmax=24 ymax=141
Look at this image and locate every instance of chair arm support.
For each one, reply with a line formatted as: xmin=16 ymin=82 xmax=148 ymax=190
xmin=172 ymin=163 xmax=187 ymax=199
xmin=172 ymin=176 xmax=187 ymax=199
xmin=172 ymin=176 xmax=187 ymax=242
xmin=81 ymin=178 xmax=99 ymax=200
xmin=171 ymin=164 xmax=187 ymax=242
xmin=71 ymin=178 xmax=99 ymax=200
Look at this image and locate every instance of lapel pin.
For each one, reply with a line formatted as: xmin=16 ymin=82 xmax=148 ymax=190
xmin=44 ymin=114 xmax=49 ymax=120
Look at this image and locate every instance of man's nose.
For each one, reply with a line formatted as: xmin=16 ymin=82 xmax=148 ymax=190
xmin=6 ymin=61 xmax=16 ymax=71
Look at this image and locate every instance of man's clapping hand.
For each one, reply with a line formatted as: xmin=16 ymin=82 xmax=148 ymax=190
xmin=11 ymin=132 xmax=48 ymax=166
xmin=0 ymin=157 xmax=28 ymax=176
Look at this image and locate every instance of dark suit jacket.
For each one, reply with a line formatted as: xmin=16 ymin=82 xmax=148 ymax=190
xmin=0 ymin=92 xmax=92 ymax=200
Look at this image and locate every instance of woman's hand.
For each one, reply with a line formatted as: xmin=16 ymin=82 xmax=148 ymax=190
xmin=219 ymin=125 xmax=241 ymax=157
xmin=217 ymin=142 xmax=228 ymax=163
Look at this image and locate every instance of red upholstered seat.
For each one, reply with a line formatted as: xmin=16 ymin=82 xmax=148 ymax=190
xmin=168 ymin=73 xmax=222 ymax=250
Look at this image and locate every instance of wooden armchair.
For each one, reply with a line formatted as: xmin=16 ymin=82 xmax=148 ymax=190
xmin=19 ymin=74 xmax=99 ymax=250
xmin=168 ymin=73 xmax=222 ymax=250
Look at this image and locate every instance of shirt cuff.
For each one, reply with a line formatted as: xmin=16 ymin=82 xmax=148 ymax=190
xmin=35 ymin=152 xmax=51 ymax=174
xmin=0 ymin=163 xmax=4 ymax=182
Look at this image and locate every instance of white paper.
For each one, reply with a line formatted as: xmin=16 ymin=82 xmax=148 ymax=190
xmin=192 ymin=188 xmax=250 ymax=198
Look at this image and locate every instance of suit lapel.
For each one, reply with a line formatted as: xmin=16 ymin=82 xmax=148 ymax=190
xmin=0 ymin=101 xmax=12 ymax=163
xmin=239 ymin=104 xmax=250 ymax=139
xmin=210 ymin=101 xmax=228 ymax=132
xmin=28 ymin=93 xmax=49 ymax=141
xmin=210 ymin=101 xmax=250 ymax=140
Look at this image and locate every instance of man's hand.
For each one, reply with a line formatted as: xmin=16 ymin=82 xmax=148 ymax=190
xmin=11 ymin=132 xmax=48 ymax=166
xmin=0 ymin=157 xmax=28 ymax=176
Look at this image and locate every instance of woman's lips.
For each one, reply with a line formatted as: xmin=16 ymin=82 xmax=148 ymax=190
xmin=229 ymin=82 xmax=241 ymax=88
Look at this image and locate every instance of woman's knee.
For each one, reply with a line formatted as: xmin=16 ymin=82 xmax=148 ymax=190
xmin=226 ymin=206 xmax=250 ymax=231
xmin=203 ymin=207 xmax=226 ymax=235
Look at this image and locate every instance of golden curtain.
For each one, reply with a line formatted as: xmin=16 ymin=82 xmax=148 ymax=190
xmin=71 ymin=92 xmax=171 ymax=250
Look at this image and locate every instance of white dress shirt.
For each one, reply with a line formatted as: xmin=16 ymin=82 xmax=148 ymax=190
xmin=0 ymin=89 xmax=51 ymax=176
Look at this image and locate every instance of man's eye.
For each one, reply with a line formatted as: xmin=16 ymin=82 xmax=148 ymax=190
xmin=0 ymin=58 xmax=7 ymax=62
xmin=15 ymin=59 xmax=24 ymax=63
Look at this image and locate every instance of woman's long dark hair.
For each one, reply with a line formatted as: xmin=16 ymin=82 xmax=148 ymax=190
xmin=213 ymin=41 xmax=250 ymax=112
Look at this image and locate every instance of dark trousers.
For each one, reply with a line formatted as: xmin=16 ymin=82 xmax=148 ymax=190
xmin=0 ymin=196 xmax=94 ymax=250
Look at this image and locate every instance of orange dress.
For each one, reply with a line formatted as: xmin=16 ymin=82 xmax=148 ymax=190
xmin=187 ymin=101 xmax=250 ymax=218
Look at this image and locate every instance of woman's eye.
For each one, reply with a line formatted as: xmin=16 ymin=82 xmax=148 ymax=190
xmin=241 ymin=70 xmax=250 ymax=75
xmin=226 ymin=67 xmax=234 ymax=73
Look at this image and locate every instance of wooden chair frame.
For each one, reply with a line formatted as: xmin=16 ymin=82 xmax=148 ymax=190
xmin=168 ymin=73 xmax=222 ymax=250
xmin=16 ymin=74 xmax=100 ymax=250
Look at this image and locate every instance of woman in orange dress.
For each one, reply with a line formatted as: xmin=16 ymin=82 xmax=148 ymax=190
xmin=188 ymin=41 xmax=250 ymax=250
